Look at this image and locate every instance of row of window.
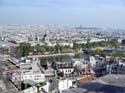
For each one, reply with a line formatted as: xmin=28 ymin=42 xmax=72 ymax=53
xmin=21 ymin=75 xmax=43 ymax=80
xmin=60 ymin=69 xmax=73 ymax=73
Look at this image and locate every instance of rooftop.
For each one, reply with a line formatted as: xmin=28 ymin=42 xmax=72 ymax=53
xmin=0 ymin=40 xmax=18 ymax=47
xmin=61 ymin=74 xmax=125 ymax=93
xmin=20 ymin=63 xmax=42 ymax=75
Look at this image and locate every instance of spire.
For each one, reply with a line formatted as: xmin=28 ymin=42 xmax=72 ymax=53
xmin=44 ymin=31 xmax=47 ymax=38
xmin=35 ymin=33 xmax=38 ymax=41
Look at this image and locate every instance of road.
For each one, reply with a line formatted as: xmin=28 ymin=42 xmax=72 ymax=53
xmin=27 ymin=53 xmax=75 ymax=58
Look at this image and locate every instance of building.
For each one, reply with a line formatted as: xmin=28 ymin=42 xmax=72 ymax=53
xmin=58 ymin=79 xmax=73 ymax=91
xmin=60 ymin=74 xmax=125 ymax=93
xmin=20 ymin=58 xmax=46 ymax=83
xmin=89 ymin=56 xmax=97 ymax=68
xmin=56 ymin=62 xmax=74 ymax=77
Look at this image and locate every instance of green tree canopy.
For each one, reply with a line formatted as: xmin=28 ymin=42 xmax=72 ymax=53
xmin=35 ymin=44 xmax=46 ymax=54
xmin=73 ymin=43 xmax=81 ymax=51
xmin=18 ymin=43 xmax=32 ymax=57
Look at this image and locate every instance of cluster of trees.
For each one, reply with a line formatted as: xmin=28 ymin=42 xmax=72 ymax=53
xmin=17 ymin=43 xmax=72 ymax=57
xmin=73 ymin=41 xmax=121 ymax=52
xmin=17 ymin=43 xmax=55 ymax=57
xmin=110 ymin=41 xmax=121 ymax=48
xmin=35 ymin=44 xmax=45 ymax=54
xmin=85 ymin=41 xmax=121 ymax=48
xmin=34 ymin=44 xmax=72 ymax=54
xmin=73 ymin=43 xmax=81 ymax=52
xmin=54 ymin=44 xmax=72 ymax=53
xmin=17 ymin=40 xmax=122 ymax=57
xmin=90 ymin=48 xmax=125 ymax=57
xmin=86 ymin=41 xmax=109 ymax=48
xmin=17 ymin=43 xmax=32 ymax=57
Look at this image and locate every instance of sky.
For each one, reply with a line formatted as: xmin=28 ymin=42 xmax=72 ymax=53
xmin=0 ymin=0 xmax=125 ymax=28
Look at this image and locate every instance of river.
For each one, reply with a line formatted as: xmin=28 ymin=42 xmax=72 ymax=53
xmin=40 ymin=53 xmax=89 ymax=65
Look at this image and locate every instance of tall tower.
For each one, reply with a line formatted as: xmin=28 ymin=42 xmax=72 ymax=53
xmin=35 ymin=33 xmax=39 ymax=42
xmin=43 ymin=31 xmax=47 ymax=41
xmin=43 ymin=31 xmax=49 ymax=45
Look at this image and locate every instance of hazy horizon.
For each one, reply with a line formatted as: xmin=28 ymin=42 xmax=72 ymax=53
xmin=0 ymin=0 xmax=125 ymax=29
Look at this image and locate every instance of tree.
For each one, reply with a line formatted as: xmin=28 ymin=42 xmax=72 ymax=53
xmin=45 ymin=46 xmax=54 ymax=52
xmin=55 ymin=44 xmax=61 ymax=53
xmin=90 ymin=48 xmax=104 ymax=56
xmin=95 ymin=48 xmax=103 ymax=54
xmin=17 ymin=43 xmax=32 ymax=57
xmin=110 ymin=41 xmax=121 ymax=48
xmin=113 ymin=52 xmax=125 ymax=57
xmin=73 ymin=43 xmax=81 ymax=51
xmin=35 ymin=44 xmax=46 ymax=54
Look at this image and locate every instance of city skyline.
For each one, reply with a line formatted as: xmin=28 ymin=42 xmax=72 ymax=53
xmin=0 ymin=0 xmax=125 ymax=28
